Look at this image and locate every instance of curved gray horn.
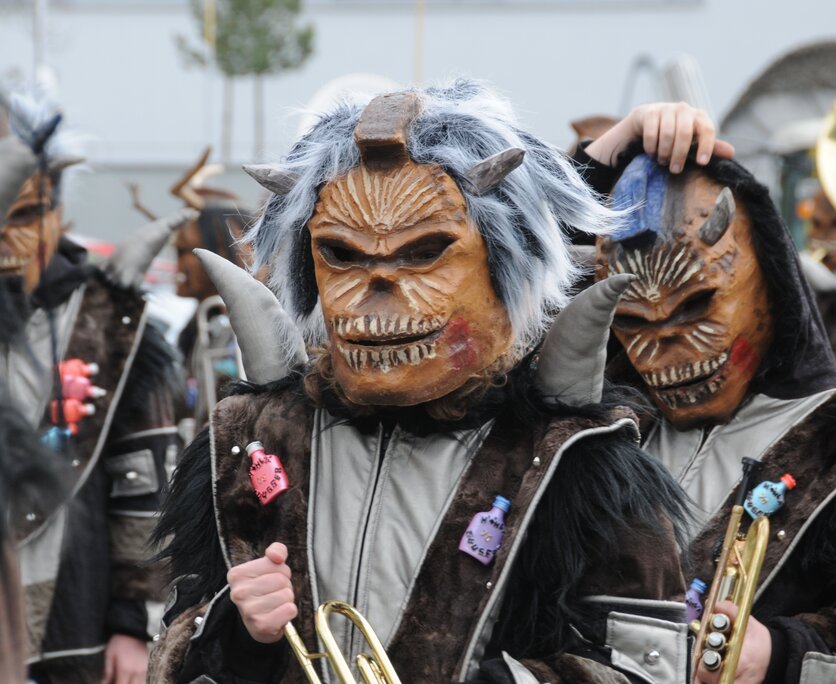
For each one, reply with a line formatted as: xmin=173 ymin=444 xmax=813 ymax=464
xmin=47 ymin=155 xmax=85 ymax=176
xmin=194 ymin=249 xmax=307 ymax=384
xmin=461 ymin=147 xmax=525 ymax=196
xmin=535 ymin=274 xmax=636 ymax=406
xmin=242 ymin=164 xmax=299 ymax=196
xmin=104 ymin=207 xmax=198 ymax=289
xmin=698 ymin=187 xmax=735 ymax=246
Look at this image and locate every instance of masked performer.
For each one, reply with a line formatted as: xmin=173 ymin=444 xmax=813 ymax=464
xmin=146 ymin=82 xmax=728 ymax=684
xmin=595 ymin=151 xmax=836 ymax=683
xmin=1 ymin=95 xmax=193 ymax=684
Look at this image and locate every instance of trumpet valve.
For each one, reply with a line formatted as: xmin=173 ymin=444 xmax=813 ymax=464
xmin=710 ymin=613 xmax=731 ymax=634
xmin=705 ymin=631 xmax=727 ymax=652
xmin=702 ymin=649 xmax=723 ymax=672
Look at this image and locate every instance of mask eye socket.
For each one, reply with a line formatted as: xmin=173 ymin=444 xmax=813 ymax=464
xmin=6 ymin=203 xmax=47 ymax=226
xmin=670 ymin=288 xmax=716 ymax=325
xmin=612 ymin=312 xmax=648 ymax=332
xmin=397 ymin=235 xmax=455 ymax=267
xmin=318 ymin=242 xmax=367 ymax=268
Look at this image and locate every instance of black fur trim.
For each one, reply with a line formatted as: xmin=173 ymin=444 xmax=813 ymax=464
xmin=489 ymin=428 xmax=691 ymax=658
xmin=109 ymin=318 xmax=183 ymax=440
xmin=153 ymin=427 xmax=227 ymax=601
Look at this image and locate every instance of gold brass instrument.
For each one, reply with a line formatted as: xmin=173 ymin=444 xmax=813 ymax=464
xmin=284 ymin=600 xmax=403 ymax=684
xmin=690 ymin=505 xmax=770 ymax=683
xmin=816 ymin=101 xmax=836 ymax=209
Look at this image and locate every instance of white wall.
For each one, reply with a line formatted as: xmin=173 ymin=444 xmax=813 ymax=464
xmin=1 ymin=0 xmax=834 ymax=238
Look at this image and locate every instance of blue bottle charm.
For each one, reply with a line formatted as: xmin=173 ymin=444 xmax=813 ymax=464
xmin=685 ymin=578 xmax=708 ymax=623
xmin=744 ymin=473 xmax=796 ymax=519
xmin=459 ymin=495 xmax=511 ymax=565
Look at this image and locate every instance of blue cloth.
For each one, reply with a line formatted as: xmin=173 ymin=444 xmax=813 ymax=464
xmin=610 ymin=154 xmax=670 ymax=243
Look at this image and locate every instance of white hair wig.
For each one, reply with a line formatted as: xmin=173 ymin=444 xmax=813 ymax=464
xmin=248 ymin=79 xmax=620 ymax=349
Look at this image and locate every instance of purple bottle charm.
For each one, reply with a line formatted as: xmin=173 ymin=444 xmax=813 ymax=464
xmin=459 ymin=495 xmax=511 ymax=565
xmin=685 ymin=578 xmax=707 ymax=624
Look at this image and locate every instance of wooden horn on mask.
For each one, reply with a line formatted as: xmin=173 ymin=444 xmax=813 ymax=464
xmin=194 ymin=249 xmax=308 ymax=384
xmin=460 ymin=147 xmax=526 ymax=196
xmin=242 ymin=164 xmax=300 ymax=196
xmin=535 ymin=274 xmax=636 ymax=406
xmin=698 ymin=187 xmax=735 ymax=246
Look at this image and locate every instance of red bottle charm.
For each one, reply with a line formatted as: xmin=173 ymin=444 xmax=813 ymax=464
xmin=246 ymin=441 xmax=290 ymax=505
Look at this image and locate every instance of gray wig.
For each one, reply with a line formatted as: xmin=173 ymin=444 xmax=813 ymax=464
xmin=248 ymin=79 xmax=620 ymax=348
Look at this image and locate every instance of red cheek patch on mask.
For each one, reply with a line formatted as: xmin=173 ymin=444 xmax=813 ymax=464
xmin=730 ymin=337 xmax=760 ymax=378
xmin=445 ymin=317 xmax=478 ymax=370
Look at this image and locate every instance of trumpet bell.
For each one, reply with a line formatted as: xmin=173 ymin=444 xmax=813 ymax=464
xmin=816 ymin=101 xmax=836 ymax=208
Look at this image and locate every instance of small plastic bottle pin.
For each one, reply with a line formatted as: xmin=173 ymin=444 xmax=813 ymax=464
xmin=59 ymin=359 xmax=99 ymax=378
xmin=51 ymin=398 xmax=96 ymax=435
xmin=41 ymin=425 xmax=72 ymax=452
xmin=245 ymin=441 xmax=290 ymax=505
xmin=61 ymin=374 xmax=107 ymax=400
xmin=459 ymin=495 xmax=511 ymax=566
xmin=744 ymin=473 xmax=796 ymax=519
xmin=685 ymin=578 xmax=707 ymax=624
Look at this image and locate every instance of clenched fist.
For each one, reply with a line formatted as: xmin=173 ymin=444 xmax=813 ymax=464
xmin=228 ymin=542 xmax=298 ymax=643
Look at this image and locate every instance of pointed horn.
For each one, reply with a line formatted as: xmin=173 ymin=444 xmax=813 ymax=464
xmin=47 ymin=155 xmax=85 ymax=176
xmin=698 ymin=187 xmax=736 ymax=246
xmin=242 ymin=164 xmax=299 ymax=197
xmin=536 ymin=274 xmax=636 ymax=406
xmin=461 ymin=147 xmax=525 ymax=196
xmin=194 ymin=249 xmax=307 ymax=384
xmin=104 ymin=207 xmax=198 ymax=289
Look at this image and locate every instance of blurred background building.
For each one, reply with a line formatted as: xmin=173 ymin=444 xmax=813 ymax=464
xmin=0 ymin=0 xmax=835 ymax=244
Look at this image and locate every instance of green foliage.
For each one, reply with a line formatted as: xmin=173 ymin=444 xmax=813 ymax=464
xmin=177 ymin=0 xmax=314 ymax=78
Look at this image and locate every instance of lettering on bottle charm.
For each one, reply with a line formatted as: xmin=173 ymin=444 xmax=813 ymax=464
xmin=459 ymin=496 xmax=511 ymax=566
xmin=245 ymin=441 xmax=290 ymax=505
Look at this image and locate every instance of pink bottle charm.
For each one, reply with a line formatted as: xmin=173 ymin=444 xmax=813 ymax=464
xmin=459 ymin=495 xmax=511 ymax=565
xmin=246 ymin=441 xmax=290 ymax=505
xmin=61 ymin=374 xmax=107 ymax=401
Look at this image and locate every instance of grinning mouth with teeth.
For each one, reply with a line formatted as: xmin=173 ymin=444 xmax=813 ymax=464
xmin=642 ymin=350 xmax=730 ymax=409
xmin=0 ymin=255 xmax=30 ymax=273
xmin=332 ymin=314 xmax=446 ymax=373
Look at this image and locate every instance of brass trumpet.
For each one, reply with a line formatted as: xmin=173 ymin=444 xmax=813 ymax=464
xmin=690 ymin=505 xmax=770 ymax=683
xmin=284 ymin=600 xmax=403 ymax=684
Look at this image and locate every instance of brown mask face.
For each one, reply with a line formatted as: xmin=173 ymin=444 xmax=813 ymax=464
xmin=308 ymin=159 xmax=513 ymax=406
xmin=807 ymin=189 xmax=836 ymax=271
xmin=596 ymin=164 xmax=774 ymax=429
xmin=174 ymin=220 xmax=217 ymax=300
xmin=1 ymin=173 xmax=62 ymax=293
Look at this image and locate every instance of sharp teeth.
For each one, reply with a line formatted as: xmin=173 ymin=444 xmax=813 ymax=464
xmin=356 ymin=317 xmax=365 ymax=334
xmin=397 ymin=350 xmax=408 ymax=365
xmin=660 ymin=369 xmax=669 ymax=386
xmin=409 ymin=346 xmax=420 ymax=364
xmin=385 ymin=317 xmax=396 ymax=335
xmin=406 ymin=318 xmax=414 ymax=334
xmin=692 ymin=361 xmax=700 ymax=377
xmin=370 ymin=316 xmax=379 ymax=336
xmin=425 ymin=344 xmax=436 ymax=359
xmin=719 ymin=351 xmax=728 ymax=364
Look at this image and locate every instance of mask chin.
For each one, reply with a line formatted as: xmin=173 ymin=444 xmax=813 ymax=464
xmin=0 ymin=276 xmax=32 ymax=346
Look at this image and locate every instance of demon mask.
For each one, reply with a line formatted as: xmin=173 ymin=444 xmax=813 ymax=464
xmin=596 ymin=155 xmax=774 ymax=429
xmin=807 ymin=189 xmax=836 ymax=271
xmin=1 ymin=172 xmax=62 ymax=293
xmin=307 ymin=95 xmax=513 ymax=406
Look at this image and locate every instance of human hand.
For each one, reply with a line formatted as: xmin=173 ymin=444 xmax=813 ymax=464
xmin=585 ymin=102 xmax=735 ymax=173
xmin=101 ymin=633 xmax=148 ymax=684
xmin=228 ymin=542 xmax=298 ymax=644
xmin=695 ymin=601 xmax=772 ymax=684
